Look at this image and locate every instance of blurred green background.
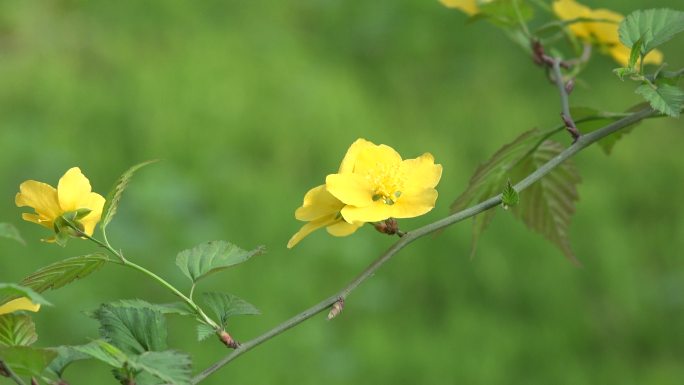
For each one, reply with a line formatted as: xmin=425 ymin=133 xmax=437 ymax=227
xmin=1 ymin=0 xmax=683 ymax=384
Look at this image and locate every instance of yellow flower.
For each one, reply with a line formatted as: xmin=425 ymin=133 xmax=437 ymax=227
xmin=0 ymin=297 xmax=40 ymax=315
xmin=552 ymin=0 xmax=662 ymax=66
xmin=16 ymin=167 xmax=106 ymax=239
xmin=287 ymin=140 xmax=372 ymax=248
xmin=326 ymin=139 xmax=442 ymax=224
xmin=440 ymin=0 xmax=493 ymax=16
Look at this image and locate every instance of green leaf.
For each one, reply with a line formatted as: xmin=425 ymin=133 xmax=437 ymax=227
xmin=19 ymin=254 xmax=108 ymax=295
xmin=571 ymin=106 xmax=646 ymax=155
xmin=201 ymin=292 xmax=260 ymax=328
xmin=176 ymin=241 xmax=264 ymax=283
xmin=0 ymin=223 xmax=25 ymax=245
xmin=0 ymin=314 xmax=37 ymax=347
xmin=628 ymin=38 xmax=643 ymax=69
xmin=0 ymin=284 xmax=51 ymax=308
xmin=74 ymin=340 xmax=127 ymax=368
xmin=101 ymin=160 xmax=158 ymax=232
xmin=46 ymin=345 xmax=92 ymax=378
xmin=501 ymin=180 xmax=519 ymax=210
xmin=510 ymin=140 xmax=582 ymax=264
xmin=92 ymin=305 xmax=167 ymax=355
xmin=635 ymin=82 xmax=684 ymax=118
xmin=196 ymin=324 xmax=215 ymax=342
xmin=130 ymin=350 xmax=192 ymax=385
xmin=103 ymin=299 xmax=193 ymax=316
xmin=451 ymin=128 xmax=543 ymax=257
xmin=0 ymin=346 xmax=57 ymax=376
xmin=619 ymin=9 xmax=684 ymax=55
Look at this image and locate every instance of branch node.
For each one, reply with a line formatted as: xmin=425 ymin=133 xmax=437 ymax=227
xmin=327 ymin=298 xmax=345 ymax=320
xmin=218 ymin=330 xmax=240 ymax=349
xmin=374 ymin=218 xmax=401 ymax=236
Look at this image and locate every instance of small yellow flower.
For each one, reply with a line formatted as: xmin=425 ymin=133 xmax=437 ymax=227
xmin=552 ymin=0 xmax=662 ymax=66
xmin=0 ymin=297 xmax=40 ymax=315
xmin=16 ymin=167 xmax=106 ymax=239
xmin=287 ymin=140 xmax=371 ymax=248
xmin=440 ymin=0 xmax=493 ymax=16
xmin=326 ymin=139 xmax=442 ymax=224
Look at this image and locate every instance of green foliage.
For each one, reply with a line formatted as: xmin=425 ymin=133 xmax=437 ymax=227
xmin=196 ymin=324 xmax=215 ymax=342
xmin=0 ymin=223 xmax=24 ymax=245
xmin=201 ymin=292 xmax=260 ymax=328
xmin=19 ymin=254 xmax=108 ymax=294
xmin=0 ymin=346 xmax=57 ymax=377
xmin=0 ymin=314 xmax=37 ymax=347
xmin=628 ymin=38 xmax=643 ymax=69
xmin=478 ymin=0 xmax=534 ymax=27
xmin=74 ymin=340 xmax=128 ymax=368
xmin=176 ymin=240 xmax=264 ymax=284
xmin=0 ymin=284 xmax=51 ymax=308
xmin=130 ymin=350 xmax=192 ymax=385
xmin=501 ymin=180 xmax=519 ymax=210
xmin=101 ymin=160 xmax=158 ymax=233
xmin=92 ymin=304 xmax=167 ymax=355
xmin=46 ymin=345 xmax=92 ymax=378
xmin=635 ymin=82 xmax=684 ymax=118
xmin=451 ymin=128 xmax=542 ymax=257
xmin=510 ymin=141 xmax=581 ymax=264
xmin=104 ymin=299 xmax=193 ymax=316
xmin=619 ymin=9 xmax=684 ymax=55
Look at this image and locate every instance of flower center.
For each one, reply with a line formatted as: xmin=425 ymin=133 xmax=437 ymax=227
xmin=367 ymin=163 xmax=405 ymax=205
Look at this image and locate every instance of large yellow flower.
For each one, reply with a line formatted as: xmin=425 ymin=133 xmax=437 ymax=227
xmin=16 ymin=167 xmax=106 ymax=239
xmin=552 ymin=0 xmax=662 ymax=66
xmin=287 ymin=140 xmax=372 ymax=248
xmin=0 ymin=297 xmax=40 ymax=315
xmin=326 ymin=140 xmax=442 ymax=224
xmin=440 ymin=0 xmax=494 ymax=16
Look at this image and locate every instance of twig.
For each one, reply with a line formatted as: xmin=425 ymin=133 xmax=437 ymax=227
xmin=0 ymin=360 xmax=27 ymax=385
xmin=189 ymin=107 xmax=656 ymax=384
xmin=551 ymin=58 xmax=580 ymax=141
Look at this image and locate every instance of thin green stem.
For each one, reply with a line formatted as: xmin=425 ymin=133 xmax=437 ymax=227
xmin=190 ymin=107 xmax=656 ymax=384
xmin=0 ymin=360 xmax=26 ymax=385
xmin=512 ymin=0 xmax=531 ymax=38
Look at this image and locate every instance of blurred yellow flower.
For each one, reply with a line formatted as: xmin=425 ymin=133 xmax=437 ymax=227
xmin=16 ymin=167 xmax=106 ymax=239
xmin=287 ymin=140 xmax=371 ymax=248
xmin=439 ymin=0 xmax=493 ymax=16
xmin=552 ymin=0 xmax=662 ymax=66
xmin=0 ymin=297 xmax=40 ymax=315
xmin=326 ymin=139 xmax=442 ymax=224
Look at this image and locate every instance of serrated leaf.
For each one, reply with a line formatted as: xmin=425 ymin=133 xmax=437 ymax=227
xmin=0 ymin=284 xmax=51 ymax=309
xmin=45 ymin=345 xmax=92 ymax=378
xmin=501 ymin=180 xmax=519 ymax=210
xmin=571 ymin=105 xmax=647 ymax=155
xmin=92 ymin=305 xmax=167 ymax=355
xmin=201 ymin=292 xmax=260 ymax=328
xmin=510 ymin=140 xmax=581 ymax=264
xmin=104 ymin=299 xmax=193 ymax=316
xmin=19 ymin=254 xmax=108 ymax=296
xmin=619 ymin=9 xmax=684 ymax=55
xmin=635 ymin=82 xmax=684 ymax=118
xmin=0 ymin=223 xmax=25 ymax=245
xmin=101 ymin=160 xmax=158 ymax=232
xmin=0 ymin=346 xmax=57 ymax=376
xmin=451 ymin=128 xmax=543 ymax=256
xmin=74 ymin=340 xmax=127 ymax=368
xmin=0 ymin=314 xmax=36 ymax=347
xmin=130 ymin=350 xmax=191 ymax=385
xmin=628 ymin=38 xmax=643 ymax=69
xmin=176 ymin=241 xmax=264 ymax=284
xmin=196 ymin=324 xmax=215 ymax=342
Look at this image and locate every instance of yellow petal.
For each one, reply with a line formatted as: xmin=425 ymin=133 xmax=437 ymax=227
xmin=390 ymin=189 xmax=439 ymax=219
xmin=78 ymin=192 xmax=106 ymax=235
xmin=0 ymin=297 xmax=41 ymax=315
xmin=352 ymin=144 xmax=403 ymax=176
xmin=587 ymin=9 xmax=622 ymax=45
xmin=326 ymin=221 xmax=363 ymax=237
xmin=326 ymin=173 xmax=374 ymax=207
xmin=338 ymin=138 xmax=375 ymax=174
xmin=57 ymin=167 xmax=94 ymax=212
xmin=608 ymin=45 xmax=663 ymax=67
xmin=341 ymin=201 xmax=393 ymax=223
xmin=295 ymin=185 xmax=345 ymax=221
xmin=553 ymin=0 xmax=592 ymax=39
xmin=21 ymin=213 xmax=54 ymax=230
xmin=287 ymin=216 xmax=337 ymax=248
xmin=401 ymin=153 xmax=443 ymax=193
xmin=15 ymin=180 xmax=61 ymax=223
xmin=440 ymin=0 xmax=479 ymax=16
